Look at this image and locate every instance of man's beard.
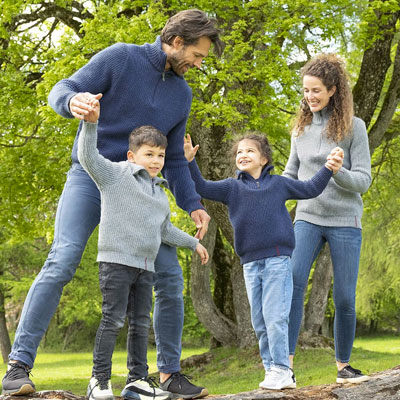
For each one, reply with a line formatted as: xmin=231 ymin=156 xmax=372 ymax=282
xmin=168 ymin=52 xmax=189 ymax=76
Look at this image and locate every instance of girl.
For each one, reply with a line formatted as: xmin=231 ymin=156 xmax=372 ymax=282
xmin=284 ymin=53 xmax=372 ymax=383
xmin=184 ymin=133 xmax=343 ymax=390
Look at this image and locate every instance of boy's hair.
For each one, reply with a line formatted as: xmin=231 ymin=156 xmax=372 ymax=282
xmin=232 ymin=134 xmax=273 ymax=168
xmin=160 ymin=9 xmax=224 ymax=57
xmin=129 ymin=126 xmax=168 ymax=152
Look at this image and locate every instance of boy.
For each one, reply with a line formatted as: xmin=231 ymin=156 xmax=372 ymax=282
xmin=78 ymin=96 xmax=208 ymax=400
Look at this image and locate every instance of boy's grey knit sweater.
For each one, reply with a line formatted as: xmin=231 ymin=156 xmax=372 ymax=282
xmin=78 ymin=122 xmax=198 ymax=272
xmin=283 ymin=108 xmax=371 ymax=228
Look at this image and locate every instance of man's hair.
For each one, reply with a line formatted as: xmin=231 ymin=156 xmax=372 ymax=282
xmin=232 ymin=134 xmax=273 ymax=168
xmin=129 ymin=126 xmax=168 ymax=152
xmin=161 ymin=9 xmax=223 ymax=57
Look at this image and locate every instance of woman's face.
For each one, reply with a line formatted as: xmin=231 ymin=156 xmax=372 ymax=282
xmin=303 ymin=75 xmax=336 ymax=112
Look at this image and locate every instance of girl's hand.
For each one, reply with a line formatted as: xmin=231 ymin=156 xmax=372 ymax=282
xmin=325 ymin=147 xmax=344 ymax=174
xmin=184 ymin=134 xmax=199 ymax=162
xmin=195 ymin=243 xmax=209 ymax=265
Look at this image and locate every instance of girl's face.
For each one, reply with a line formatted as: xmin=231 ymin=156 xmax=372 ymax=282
xmin=236 ymin=139 xmax=267 ymax=179
xmin=303 ymin=75 xmax=336 ymax=113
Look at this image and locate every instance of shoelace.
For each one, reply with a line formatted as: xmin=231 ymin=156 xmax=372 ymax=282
xmin=171 ymin=373 xmax=193 ymax=390
xmin=7 ymin=363 xmax=33 ymax=379
xmin=345 ymin=365 xmax=362 ymax=374
xmin=88 ymin=376 xmax=109 ymax=399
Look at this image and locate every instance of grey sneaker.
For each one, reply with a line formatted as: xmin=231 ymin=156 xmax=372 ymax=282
xmin=1 ymin=362 xmax=36 ymax=395
xmin=159 ymin=373 xmax=208 ymax=399
xmin=336 ymin=365 xmax=370 ymax=384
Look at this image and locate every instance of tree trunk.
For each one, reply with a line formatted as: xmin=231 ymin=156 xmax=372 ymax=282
xmin=0 ymin=287 xmax=11 ymax=363
xmin=304 ymin=245 xmax=333 ymax=335
xmin=190 ymin=218 xmax=238 ymax=346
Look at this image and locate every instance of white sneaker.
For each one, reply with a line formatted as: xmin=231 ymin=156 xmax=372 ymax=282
xmin=121 ymin=377 xmax=172 ymax=400
xmin=87 ymin=376 xmax=114 ymax=400
xmin=259 ymin=366 xmax=296 ymax=390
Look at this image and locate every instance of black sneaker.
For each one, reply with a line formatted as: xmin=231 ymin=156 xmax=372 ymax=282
xmin=121 ymin=376 xmax=171 ymax=400
xmin=336 ymin=365 xmax=370 ymax=384
xmin=159 ymin=373 xmax=208 ymax=399
xmin=1 ymin=362 xmax=36 ymax=395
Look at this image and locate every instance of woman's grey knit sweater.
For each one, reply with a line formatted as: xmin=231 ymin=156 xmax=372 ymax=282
xmin=283 ymin=108 xmax=371 ymax=228
xmin=78 ymin=121 xmax=198 ymax=272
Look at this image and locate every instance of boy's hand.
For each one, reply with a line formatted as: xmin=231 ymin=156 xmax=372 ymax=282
xmin=325 ymin=147 xmax=344 ymax=174
xmin=195 ymin=243 xmax=209 ymax=265
xmin=184 ymin=134 xmax=199 ymax=162
xmin=83 ymin=95 xmax=102 ymax=123
xmin=70 ymin=92 xmax=103 ymax=121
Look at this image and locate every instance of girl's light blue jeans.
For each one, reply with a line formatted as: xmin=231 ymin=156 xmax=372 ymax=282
xmin=243 ymin=256 xmax=292 ymax=371
xmin=9 ymin=163 xmax=184 ymax=374
xmin=288 ymin=220 xmax=362 ymax=363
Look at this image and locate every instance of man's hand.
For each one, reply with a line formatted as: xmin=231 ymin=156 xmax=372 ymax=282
xmin=191 ymin=209 xmax=211 ymax=240
xmin=69 ymin=92 xmax=103 ymax=120
xmin=184 ymin=134 xmax=199 ymax=162
xmin=195 ymin=243 xmax=209 ymax=265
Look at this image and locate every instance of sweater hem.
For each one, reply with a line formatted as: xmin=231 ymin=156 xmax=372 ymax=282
xmin=239 ymin=246 xmax=294 ymax=265
xmin=294 ymin=213 xmax=363 ymax=229
xmin=97 ymin=252 xmax=156 ymax=272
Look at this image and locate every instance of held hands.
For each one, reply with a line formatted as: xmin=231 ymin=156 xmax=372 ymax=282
xmin=70 ymin=92 xmax=103 ymax=121
xmin=184 ymin=134 xmax=199 ymax=162
xmin=195 ymin=243 xmax=209 ymax=265
xmin=325 ymin=147 xmax=344 ymax=175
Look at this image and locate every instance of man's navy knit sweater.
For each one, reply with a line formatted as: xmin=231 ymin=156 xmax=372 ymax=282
xmin=48 ymin=37 xmax=202 ymax=214
xmin=189 ymin=161 xmax=333 ymax=264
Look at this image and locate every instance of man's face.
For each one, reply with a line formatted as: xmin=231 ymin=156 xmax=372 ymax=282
xmin=167 ymin=36 xmax=211 ymax=76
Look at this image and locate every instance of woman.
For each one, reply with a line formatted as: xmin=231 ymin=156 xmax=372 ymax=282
xmin=284 ymin=54 xmax=372 ymax=383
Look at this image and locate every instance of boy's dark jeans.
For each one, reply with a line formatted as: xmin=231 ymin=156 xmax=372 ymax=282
xmin=93 ymin=262 xmax=153 ymax=379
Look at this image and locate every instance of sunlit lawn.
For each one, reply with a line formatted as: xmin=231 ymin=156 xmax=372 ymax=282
xmin=1 ymin=335 xmax=399 ymax=396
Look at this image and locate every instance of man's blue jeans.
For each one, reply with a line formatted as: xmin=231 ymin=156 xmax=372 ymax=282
xmin=288 ymin=220 xmax=362 ymax=363
xmin=243 ymin=256 xmax=292 ymax=371
xmin=9 ymin=164 xmax=183 ymax=374
xmin=94 ymin=262 xmax=153 ymax=380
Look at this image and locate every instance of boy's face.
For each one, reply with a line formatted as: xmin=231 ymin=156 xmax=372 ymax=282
xmin=127 ymin=145 xmax=166 ymax=178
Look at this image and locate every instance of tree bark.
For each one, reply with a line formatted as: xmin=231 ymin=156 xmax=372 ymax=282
xmin=304 ymin=245 xmax=333 ymax=335
xmin=0 ymin=287 xmax=11 ymax=363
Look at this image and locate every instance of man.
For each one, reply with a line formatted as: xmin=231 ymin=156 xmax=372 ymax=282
xmin=2 ymin=9 xmax=223 ymax=399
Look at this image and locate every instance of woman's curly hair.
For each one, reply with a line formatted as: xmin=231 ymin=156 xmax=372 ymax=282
xmin=293 ymin=54 xmax=353 ymax=143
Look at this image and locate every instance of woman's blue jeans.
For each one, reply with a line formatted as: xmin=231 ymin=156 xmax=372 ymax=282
xmin=9 ymin=164 xmax=184 ymax=374
xmin=288 ymin=220 xmax=362 ymax=363
xmin=243 ymin=256 xmax=292 ymax=371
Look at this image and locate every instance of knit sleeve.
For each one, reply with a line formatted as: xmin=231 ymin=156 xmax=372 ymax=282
xmin=283 ymin=135 xmax=300 ymax=179
xmin=161 ymin=216 xmax=199 ymax=251
xmin=283 ymin=166 xmax=333 ymax=200
xmin=77 ymin=122 xmax=122 ymax=188
xmin=332 ymin=118 xmax=372 ymax=194
xmin=188 ymin=159 xmax=232 ymax=204
xmin=48 ymin=43 xmax=128 ymax=119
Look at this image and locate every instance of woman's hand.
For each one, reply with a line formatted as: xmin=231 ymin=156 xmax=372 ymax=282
xmin=184 ymin=134 xmax=199 ymax=162
xmin=325 ymin=147 xmax=344 ymax=174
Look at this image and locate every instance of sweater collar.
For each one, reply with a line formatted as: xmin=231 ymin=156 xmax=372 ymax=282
xmin=145 ymin=36 xmax=168 ymax=72
xmin=128 ymin=162 xmax=169 ymax=188
xmin=312 ymin=106 xmax=331 ymax=126
xmin=236 ymin=164 xmax=274 ymax=181
xmin=145 ymin=36 xmax=183 ymax=79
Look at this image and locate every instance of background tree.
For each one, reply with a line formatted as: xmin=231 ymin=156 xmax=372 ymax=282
xmin=1 ymin=0 xmax=400 ymax=350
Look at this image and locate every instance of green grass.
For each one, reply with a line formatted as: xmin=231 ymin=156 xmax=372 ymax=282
xmin=1 ymin=335 xmax=399 ymax=395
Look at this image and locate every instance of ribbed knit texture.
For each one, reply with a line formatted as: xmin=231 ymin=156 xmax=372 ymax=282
xmin=189 ymin=161 xmax=332 ymax=264
xmin=49 ymin=37 xmax=203 ymax=214
xmin=78 ymin=122 xmax=198 ymax=272
xmin=283 ymin=107 xmax=371 ymax=228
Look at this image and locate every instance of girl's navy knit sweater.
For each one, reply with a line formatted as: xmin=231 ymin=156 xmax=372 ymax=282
xmin=48 ymin=37 xmax=202 ymax=214
xmin=189 ymin=161 xmax=333 ymax=264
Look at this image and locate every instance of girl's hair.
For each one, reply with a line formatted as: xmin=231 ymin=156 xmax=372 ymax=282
xmin=232 ymin=134 xmax=273 ymax=168
xmin=129 ymin=125 xmax=168 ymax=152
xmin=293 ymin=53 xmax=353 ymax=143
